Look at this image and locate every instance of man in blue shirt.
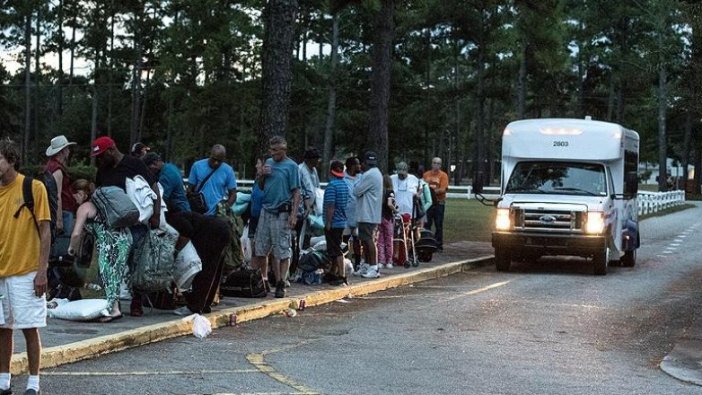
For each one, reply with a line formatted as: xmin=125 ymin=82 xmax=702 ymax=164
xmin=143 ymin=153 xmax=191 ymax=214
xmin=323 ymin=160 xmax=349 ymax=285
xmin=253 ymin=136 xmax=301 ymax=298
xmin=187 ymin=144 xmax=237 ymax=216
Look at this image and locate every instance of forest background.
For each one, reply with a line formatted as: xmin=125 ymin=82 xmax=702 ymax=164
xmin=0 ymin=0 xmax=700 ymax=192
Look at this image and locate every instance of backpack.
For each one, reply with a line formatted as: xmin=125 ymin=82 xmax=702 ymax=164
xmin=14 ymin=174 xmax=57 ymax=242
xmin=92 ymin=186 xmax=140 ymax=229
xmin=130 ymin=229 xmax=179 ymax=292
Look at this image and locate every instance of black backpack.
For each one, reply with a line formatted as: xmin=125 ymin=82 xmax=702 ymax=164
xmin=14 ymin=173 xmax=59 ymax=243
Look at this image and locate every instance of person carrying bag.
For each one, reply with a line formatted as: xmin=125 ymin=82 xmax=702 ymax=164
xmin=187 ymin=169 xmax=216 ymax=214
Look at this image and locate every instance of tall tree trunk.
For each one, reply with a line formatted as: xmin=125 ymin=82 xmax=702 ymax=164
xmin=90 ymin=84 xmax=98 ymax=167
xmin=34 ymin=7 xmax=41 ymax=155
xmin=69 ymin=21 xmax=76 ymax=86
xmin=516 ymin=45 xmax=526 ymax=119
xmin=681 ymin=112 xmax=692 ymax=184
xmin=107 ymin=11 xmax=115 ymax=136
xmin=474 ymin=34 xmax=487 ymax=188
xmin=368 ymin=0 xmax=394 ymax=172
xmin=23 ymin=13 xmax=32 ymax=163
xmin=130 ymin=20 xmax=143 ymax=146
xmin=606 ymin=73 xmax=615 ymax=121
xmin=322 ymin=14 xmax=339 ymax=182
xmin=57 ymin=0 xmax=64 ymax=117
xmin=138 ymin=69 xmax=151 ymax=141
xmin=657 ymin=65 xmax=668 ymax=192
xmin=259 ymin=0 xmax=299 ymax=152
xmin=694 ymin=143 xmax=701 ymax=195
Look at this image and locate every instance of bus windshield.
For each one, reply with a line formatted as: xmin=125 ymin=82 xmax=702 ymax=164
xmin=505 ymin=161 xmax=607 ymax=196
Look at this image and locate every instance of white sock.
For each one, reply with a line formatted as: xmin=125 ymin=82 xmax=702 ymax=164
xmin=26 ymin=375 xmax=40 ymax=391
xmin=0 ymin=372 xmax=10 ymax=390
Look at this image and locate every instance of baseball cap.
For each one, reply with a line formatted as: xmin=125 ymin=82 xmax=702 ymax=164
xmin=303 ymin=147 xmax=321 ymax=159
xmin=363 ymin=151 xmax=378 ymax=166
xmin=330 ymin=160 xmax=345 ymax=178
xmin=90 ymin=136 xmax=116 ymax=157
xmin=396 ymin=161 xmax=409 ymax=175
xmin=143 ymin=152 xmax=162 ymax=167
xmin=131 ymin=142 xmax=150 ymax=155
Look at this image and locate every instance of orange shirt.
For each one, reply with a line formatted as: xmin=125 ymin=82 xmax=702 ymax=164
xmin=0 ymin=174 xmax=50 ymax=277
xmin=423 ymin=170 xmax=449 ymax=202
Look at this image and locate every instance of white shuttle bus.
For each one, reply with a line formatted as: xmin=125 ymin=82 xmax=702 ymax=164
xmin=491 ymin=118 xmax=640 ymax=275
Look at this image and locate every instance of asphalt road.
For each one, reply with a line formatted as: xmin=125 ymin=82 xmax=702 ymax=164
xmin=38 ymin=202 xmax=702 ymax=395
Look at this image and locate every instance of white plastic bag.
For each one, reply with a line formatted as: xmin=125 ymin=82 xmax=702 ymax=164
xmin=47 ymin=299 xmax=110 ymax=321
xmin=174 ymin=241 xmax=202 ymax=289
xmin=192 ymin=314 xmax=212 ymax=339
xmin=241 ymin=225 xmax=252 ymax=262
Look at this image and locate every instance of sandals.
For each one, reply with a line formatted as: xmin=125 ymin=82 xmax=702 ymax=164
xmin=97 ymin=314 xmax=123 ymax=323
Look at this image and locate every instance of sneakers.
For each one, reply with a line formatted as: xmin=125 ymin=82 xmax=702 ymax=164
xmin=360 ymin=265 xmax=380 ymax=279
xmin=0 ymin=388 xmax=11 ymax=395
xmin=274 ymin=281 xmax=286 ymax=298
xmin=384 ymin=263 xmax=394 ymax=269
xmin=353 ymin=263 xmax=369 ymax=277
xmin=172 ymin=306 xmax=194 ymax=316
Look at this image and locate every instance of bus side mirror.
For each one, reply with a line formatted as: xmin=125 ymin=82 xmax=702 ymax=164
xmin=625 ymin=172 xmax=638 ymax=195
xmin=472 ymin=177 xmax=483 ymax=194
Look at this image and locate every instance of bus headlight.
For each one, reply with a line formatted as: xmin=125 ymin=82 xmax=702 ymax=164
xmin=585 ymin=211 xmax=605 ymax=234
xmin=495 ymin=208 xmax=511 ymax=231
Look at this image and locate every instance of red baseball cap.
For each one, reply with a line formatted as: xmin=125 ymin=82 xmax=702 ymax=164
xmin=91 ymin=136 xmax=116 ymax=156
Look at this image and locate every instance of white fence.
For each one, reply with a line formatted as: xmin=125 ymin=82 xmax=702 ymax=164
xmin=233 ymin=180 xmax=685 ymax=216
xmin=637 ymin=190 xmax=686 ymax=216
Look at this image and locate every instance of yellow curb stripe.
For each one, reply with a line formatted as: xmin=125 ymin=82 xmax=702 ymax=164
xmin=10 ymin=256 xmax=493 ymax=375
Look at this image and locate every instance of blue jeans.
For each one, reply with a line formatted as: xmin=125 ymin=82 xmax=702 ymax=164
xmin=424 ymin=202 xmax=445 ymax=248
xmin=62 ymin=211 xmax=76 ymax=236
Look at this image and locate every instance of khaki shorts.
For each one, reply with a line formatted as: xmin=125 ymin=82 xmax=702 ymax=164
xmin=254 ymin=210 xmax=292 ymax=260
xmin=357 ymin=222 xmax=378 ymax=243
xmin=0 ymin=271 xmax=47 ymax=329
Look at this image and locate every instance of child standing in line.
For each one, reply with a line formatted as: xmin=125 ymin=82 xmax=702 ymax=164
xmin=378 ymin=174 xmax=397 ymax=269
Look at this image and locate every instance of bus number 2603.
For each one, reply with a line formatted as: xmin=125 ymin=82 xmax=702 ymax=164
xmin=553 ymin=141 xmax=569 ymax=147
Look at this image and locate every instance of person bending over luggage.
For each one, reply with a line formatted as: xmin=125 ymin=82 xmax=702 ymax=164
xmin=166 ymin=211 xmax=231 ymax=315
xmin=68 ymin=179 xmax=129 ymax=322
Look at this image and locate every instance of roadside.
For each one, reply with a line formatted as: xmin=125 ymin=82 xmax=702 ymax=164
xmin=9 ymin=240 xmax=494 ymax=374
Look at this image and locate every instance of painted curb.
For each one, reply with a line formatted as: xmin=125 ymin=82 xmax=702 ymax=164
xmin=11 ymin=255 xmax=494 ymax=374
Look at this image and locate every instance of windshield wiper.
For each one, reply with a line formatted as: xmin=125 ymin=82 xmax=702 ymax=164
xmin=552 ymin=187 xmax=599 ymax=196
xmin=506 ymin=186 xmax=546 ymax=193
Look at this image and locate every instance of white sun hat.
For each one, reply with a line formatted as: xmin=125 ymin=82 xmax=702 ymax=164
xmin=46 ymin=135 xmax=77 ymax=157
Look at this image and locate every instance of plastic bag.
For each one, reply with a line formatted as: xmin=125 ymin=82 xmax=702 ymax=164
xmin=174 ymin=241 xmax=202 ymax=290
xmin=241 ymin=225 xmax=252 ymax=262
xmin=192 ymin=314 xmax=212 ymax=339
xmin=47 ymin=299 xmax=110 ymax=321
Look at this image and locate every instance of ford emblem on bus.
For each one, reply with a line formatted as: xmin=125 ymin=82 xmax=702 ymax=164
xmin=540 ymin=214 xmax=556 ymax=223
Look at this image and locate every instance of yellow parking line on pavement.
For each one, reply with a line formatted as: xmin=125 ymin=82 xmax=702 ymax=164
xmin=43 ymin=369 xmax=258 ymax=376
xmin=246 ymin=353 xmax=318 ymax=395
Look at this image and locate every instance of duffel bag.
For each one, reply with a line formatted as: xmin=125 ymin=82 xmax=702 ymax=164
xmin=220 ymin=268 xmax=267 ymax=298
xmin=92 ymin=186 xmax=140 ymax=229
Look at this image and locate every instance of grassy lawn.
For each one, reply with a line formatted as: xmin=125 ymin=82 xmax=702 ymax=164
xmin=442 ymin=199 xmax=495 ymax=243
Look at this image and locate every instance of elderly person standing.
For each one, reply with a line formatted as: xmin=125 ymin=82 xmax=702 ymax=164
xmin=253 ymin=136 xmax=301 ymax=298
xmin=352 ymin=151 xmax=383 ymax=279
xmin=45 ymin=135 xmax=78 ymax=235
xmin=423 ymin=157 xmax=449 ymax=251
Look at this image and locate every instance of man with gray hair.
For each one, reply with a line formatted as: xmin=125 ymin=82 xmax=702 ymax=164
xmin=253 ymin=136 xmax=301 ymax=298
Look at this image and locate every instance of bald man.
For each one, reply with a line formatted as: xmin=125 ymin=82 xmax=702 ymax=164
xmin=187 ymin=144 xmax=238 ymax=216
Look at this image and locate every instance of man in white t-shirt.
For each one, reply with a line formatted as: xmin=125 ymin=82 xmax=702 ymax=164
xmin=390 ymin=161 xmax=420 ymax=216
